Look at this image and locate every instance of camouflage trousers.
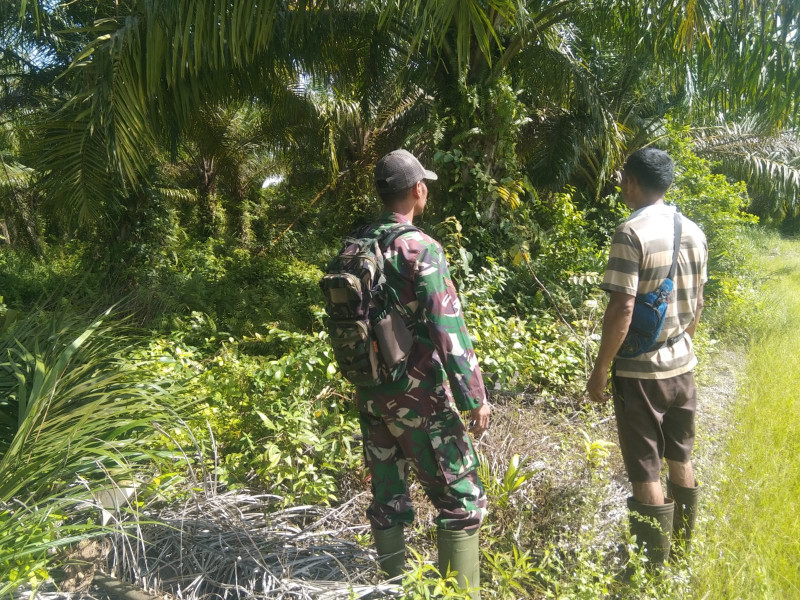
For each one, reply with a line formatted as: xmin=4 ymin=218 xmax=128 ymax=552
xmin=359 ymin=407 xmax=487 ymax=531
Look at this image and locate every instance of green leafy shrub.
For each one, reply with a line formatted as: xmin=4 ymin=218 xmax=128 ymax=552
xmin=461 ymin=261 xmax=590 ymax=394
xmin=0 ymin=242 xmax=100 ymax=311
xmin=132 ymin=312 xmax=360 ymax=504
xmin=137 ymin=235 xmax=325 ymax=333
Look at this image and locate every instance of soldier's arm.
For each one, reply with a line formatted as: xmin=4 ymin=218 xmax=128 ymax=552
xmin=414 ymin=242 xmax=487 ymax=412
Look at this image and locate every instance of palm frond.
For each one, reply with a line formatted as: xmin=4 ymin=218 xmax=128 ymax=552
xmin=0 ymin=306 xmax=192 ymax=500
xmin=0 ymin=303 xmax=200 ymax=593
xmin=693 ymin=123 xmax=800 ymax=217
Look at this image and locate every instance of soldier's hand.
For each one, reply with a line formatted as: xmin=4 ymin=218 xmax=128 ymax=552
xmin=469 ymin=403 xmax=491 ymax=436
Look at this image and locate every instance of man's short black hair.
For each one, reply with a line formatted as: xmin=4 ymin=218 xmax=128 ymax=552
xmin=623 ymin=148 xmax=674 ymax=195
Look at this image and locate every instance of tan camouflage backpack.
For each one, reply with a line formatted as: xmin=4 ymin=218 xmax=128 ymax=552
xmin=319 ymin=223 xmax=418 ymax=387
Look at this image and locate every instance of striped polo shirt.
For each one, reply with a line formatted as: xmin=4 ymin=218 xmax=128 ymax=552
xmin=601 ymin=203 xmax=708 ymax=379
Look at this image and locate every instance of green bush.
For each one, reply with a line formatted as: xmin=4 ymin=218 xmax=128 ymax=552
xmin=0 ymin=242 xmax=100 ymax=311
xmin=138 ymin=236 xmax=325 ymax=333
xmin=131 ymin=312 xmax=360 ymax=504
xmin=462 ymin=261 xmax=591 ymax=394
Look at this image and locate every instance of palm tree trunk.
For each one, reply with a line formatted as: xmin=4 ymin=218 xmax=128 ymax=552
xmin=198 ymin=158 xmax=223 ymax=238
xmin=0 ymin=220 xmax=10 ymax=246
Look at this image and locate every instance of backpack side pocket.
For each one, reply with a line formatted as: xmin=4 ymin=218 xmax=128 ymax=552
xmin=328 ymin=319 xmax=380 ymax=386
xmin=372 ymin=304 xmax=415 ymax=381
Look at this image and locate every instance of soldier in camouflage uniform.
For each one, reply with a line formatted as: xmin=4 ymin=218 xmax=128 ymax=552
xmin=359 ymin=149 xmax=490 ymax=598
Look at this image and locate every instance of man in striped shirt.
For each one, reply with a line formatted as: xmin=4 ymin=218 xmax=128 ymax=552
xmin=588 ymin=148 xmax=708 ymax=569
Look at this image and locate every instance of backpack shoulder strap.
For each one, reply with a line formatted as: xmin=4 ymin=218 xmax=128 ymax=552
xmin=371 ymin=223 xmax=421 ymax=318
xmin=667 ymin=210 xmax=682 ymax=280
xmin=376 ymin=223 xmax=419 ymax=250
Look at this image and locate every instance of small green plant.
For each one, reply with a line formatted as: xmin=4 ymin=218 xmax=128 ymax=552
xmin=0 ymin=506 xmax=55 ymax=593
xmin=401 ymin=549 xmax=470 ymax=599
xmin=478 ymin=454 xmax=536 ymax=510
xmin=482 ymin=545 xmax=540 ymax=598
xmin=579 ymin=430 xmax=615 ymax=472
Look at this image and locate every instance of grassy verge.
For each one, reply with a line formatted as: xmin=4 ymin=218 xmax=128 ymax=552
xmin=693 ymin=235 xmax=800 ymax=599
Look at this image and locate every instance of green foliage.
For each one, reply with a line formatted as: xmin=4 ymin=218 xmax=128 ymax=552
xmin=141 ymin=237 xmax=325 ymax=332
xmin=477 ymin=453 xmax=536 ymax=511
xmin=579 ymin=430 xmax=615 ymax=473
xmin=430 ymin=77 xmax=534 ymax=259
xmin=132 ymin=312 xmax=360 ymax=504
xmin=462 ymin=261 xmax=590 ymax=394
xmin=526 ymin=188 xmax=612 ymax=280
xmin=0 ymin=242 xmax=97 ymax=311
xmin=482 ymin=544 xmax=541 ymax=599
xmin=0 ymin=305 xmax=194 ymax=593
xmin=0 ymin=506 xmax=55 ymax=592
xmin=400 ymin=549 xmax=468 ymax=599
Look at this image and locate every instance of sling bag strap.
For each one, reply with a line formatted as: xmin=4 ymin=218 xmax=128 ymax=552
xmin=663 ymin=210 xmax=684 ymax=348
xmin=667 ymin=210 xmax=682 ymax=281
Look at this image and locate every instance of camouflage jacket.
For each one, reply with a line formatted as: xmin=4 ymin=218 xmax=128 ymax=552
xmin=356 ymin=211 xmax=487 ymax=417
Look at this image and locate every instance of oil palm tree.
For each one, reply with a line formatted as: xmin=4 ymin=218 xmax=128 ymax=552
xmin=4 ymin=0 xmax=799 ymax=227
xmin=692 ymin=121 xmax=800 ymax=220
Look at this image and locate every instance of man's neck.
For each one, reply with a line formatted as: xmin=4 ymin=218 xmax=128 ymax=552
xmin=383 ymin=201 xmax=416 ymax=223
xmin=630 ymin=196 xmax=665 ymax=211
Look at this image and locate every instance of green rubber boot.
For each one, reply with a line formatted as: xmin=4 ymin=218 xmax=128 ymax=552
xmin=667 ymin=479 xmax=700 ymax=553
xmin=627 ymin=496 xmax=674 ymax=570
xmin=437 ymin=527 xmax=480 ymax=600
xmin=372 ymin=524 xmax=405 ymax=580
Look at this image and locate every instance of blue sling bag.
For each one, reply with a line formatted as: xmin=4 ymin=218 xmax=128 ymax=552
xmin=617 ymin=210 xmax=683 ymax=358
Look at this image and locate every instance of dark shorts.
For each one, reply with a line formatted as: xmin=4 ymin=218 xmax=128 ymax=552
xmin=611 ymin=369 xmax=696 ymax=482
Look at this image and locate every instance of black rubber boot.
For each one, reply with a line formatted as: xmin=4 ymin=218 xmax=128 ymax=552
xmin=437 ymin=527 xmax=480 ymax=599
xmin=627 ymin=496 xmax=674 ymax=570
xmin=667 ymin=478 xmax=700 ymax=553
xmin=372 ymin=524 xmax=405 ymax=579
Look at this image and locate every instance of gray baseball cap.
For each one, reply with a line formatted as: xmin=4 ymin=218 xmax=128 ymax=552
xmin=375 ymin=149 xmax=438 ymax=194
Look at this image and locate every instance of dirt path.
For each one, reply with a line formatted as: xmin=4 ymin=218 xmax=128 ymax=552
xmin=693 ymin=347 xmax=745 ymax=487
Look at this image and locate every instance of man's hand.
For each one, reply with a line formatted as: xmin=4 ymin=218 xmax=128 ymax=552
xmin=469 ymin=403 xmax=491 ymax=436
xmin=588 ymin=291 xmax=633 ymax=404
xmin=587 ymin=367 xmax=611 ymax=403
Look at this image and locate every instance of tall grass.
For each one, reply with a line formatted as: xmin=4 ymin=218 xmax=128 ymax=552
xmin=0 ymin=306 xmax=194 ymax=592
xmin=693 ymin=236 xmax=800 ymax=599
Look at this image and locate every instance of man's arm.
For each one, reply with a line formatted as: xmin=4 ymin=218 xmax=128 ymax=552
xmin=414 ymin=242 xmax=490 ymax=433
xmin=588 ymin=291 xmax=635 ymax=403
xmin=686 ymin=283 xmax=704 ymax=338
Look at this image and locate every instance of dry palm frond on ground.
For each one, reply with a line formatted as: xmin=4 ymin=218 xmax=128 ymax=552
xmin=105 ymin=489 xmax=399 ymax=599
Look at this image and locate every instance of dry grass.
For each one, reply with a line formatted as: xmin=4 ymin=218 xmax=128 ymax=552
xmin=104 ymin=489 xmax=397 ymax=599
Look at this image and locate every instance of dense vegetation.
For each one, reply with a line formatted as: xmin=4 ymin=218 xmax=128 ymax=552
xmin=1 ymin=0 xmax=798 ymax=597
